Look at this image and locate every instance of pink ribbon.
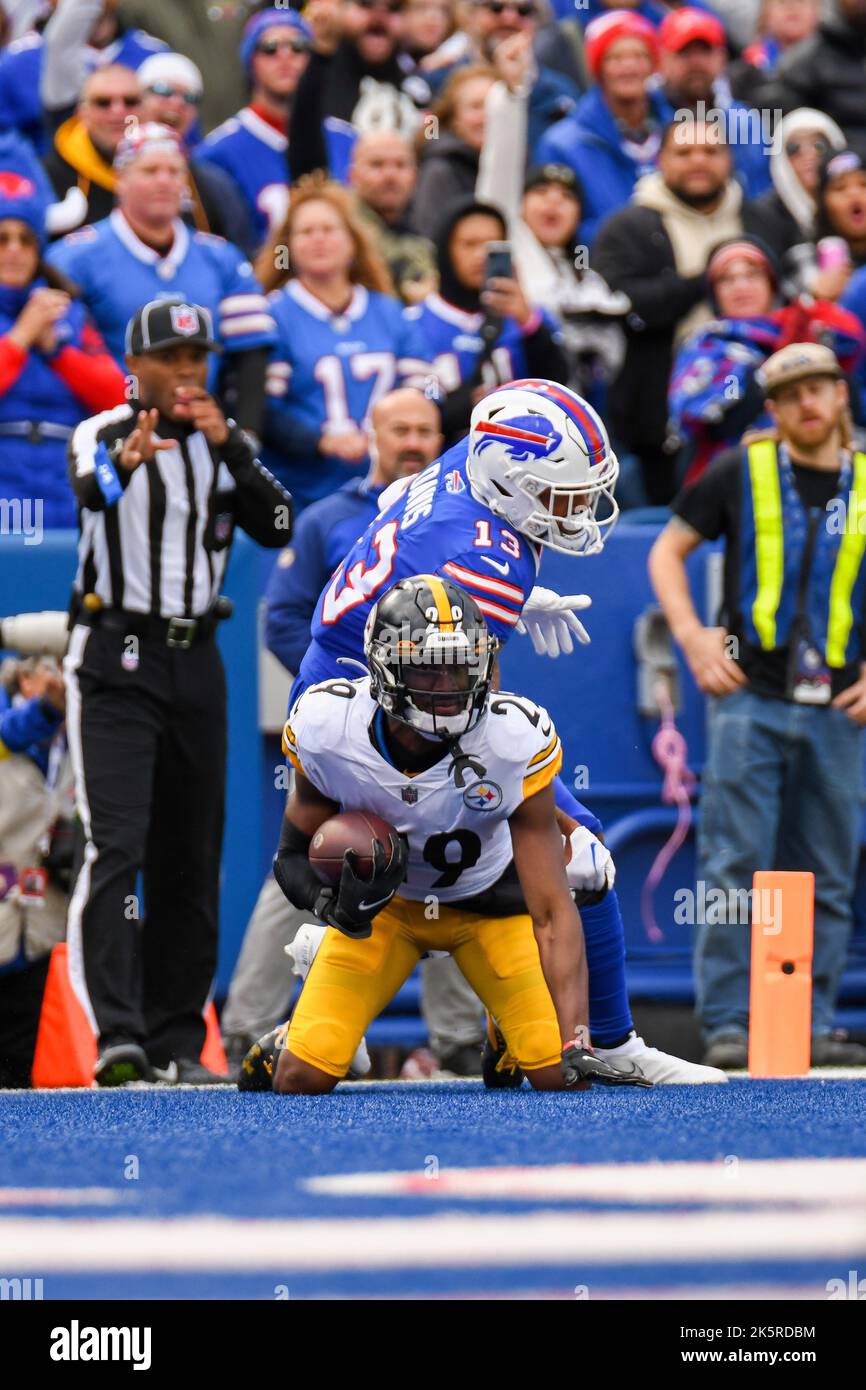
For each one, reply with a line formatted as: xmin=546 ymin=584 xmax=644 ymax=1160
xmin=641 ymin=681 xmax=696 ymax=943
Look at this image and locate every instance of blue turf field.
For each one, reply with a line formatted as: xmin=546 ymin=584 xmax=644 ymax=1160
xmin=1 ymin=1079 xmax=865 ymax=1299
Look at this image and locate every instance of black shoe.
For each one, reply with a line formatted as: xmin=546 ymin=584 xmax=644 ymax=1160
xmin=237 ymin=1023 xmax=289 ymax=1093
xmin=94 ymin=1041 xmax=153 ymax=1087
xmin=223 ymin=1033 xmax=255 ymax=1070
xmin=439 ymin=1043 xmax=484 ymax=1077
xmin=811 ymin=1032 xmax=866 ymax=1067
xmin=481 ymin=1014 xmax=524 ymax=1089
xmin=702 ymin=1032 xmax=749 ymax=1070
xmin=151 ymin=1058 xmax=235 ymax=1085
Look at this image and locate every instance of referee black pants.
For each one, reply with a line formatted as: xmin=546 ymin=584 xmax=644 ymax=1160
xmin=65 ymin=623 xmax=226 ymax=1066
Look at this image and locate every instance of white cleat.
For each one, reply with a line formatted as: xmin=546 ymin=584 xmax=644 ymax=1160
xmin=285 ymin=924 xmax=371 ymax=1079
xmin=593 ymin=1031 xmax=728 ymax=1084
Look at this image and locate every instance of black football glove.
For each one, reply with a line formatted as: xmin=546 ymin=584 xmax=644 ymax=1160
xmin=561 ymin=1044 xmax=653 ymax=1088
xmin=314 ymin=835 xmax=407 ymax=939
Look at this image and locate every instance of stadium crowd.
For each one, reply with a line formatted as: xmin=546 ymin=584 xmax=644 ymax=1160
xmin=2 ymin=0 xmax=866 ymax=1084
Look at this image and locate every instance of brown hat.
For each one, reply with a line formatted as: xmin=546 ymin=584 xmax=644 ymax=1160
xmin=758 ymin=342 xmax=842 ymax=396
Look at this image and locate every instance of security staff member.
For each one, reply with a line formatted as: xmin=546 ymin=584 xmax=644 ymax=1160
xmin=650 ymin=342 xmax=866 ymax=1071
xmin=64 ymin=297 xmax=292 ymax=1087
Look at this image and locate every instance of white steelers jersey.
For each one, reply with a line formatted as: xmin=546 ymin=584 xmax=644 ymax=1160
xmin=282 ymin=677 xmax=562 ymax=903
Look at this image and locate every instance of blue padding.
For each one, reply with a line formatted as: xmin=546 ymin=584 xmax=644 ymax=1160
xmin=367 ymin=1017 xmax=429 ymax=1048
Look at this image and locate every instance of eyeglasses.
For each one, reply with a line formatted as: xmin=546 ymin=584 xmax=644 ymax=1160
xmin=0 ymin=227 xmax=38 ymax=248
xmin=255 ymin=37 xmax=311 ymax=55
xmin=146 ymin=81 xmax=200 ymax=105
xmin=476 ymin=0 xmax=536 ymax=14
xmin=88 ymin=94 xmax=141 ymax=109
xmin=785 ymin=135 xmax=831 ymax=158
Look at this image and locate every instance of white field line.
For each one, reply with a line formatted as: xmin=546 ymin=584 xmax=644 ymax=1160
xmin=1 ymin=1206 xmax=865 ymax=1272
xmin=305 ymin=1157 xmax=866 ymax=1205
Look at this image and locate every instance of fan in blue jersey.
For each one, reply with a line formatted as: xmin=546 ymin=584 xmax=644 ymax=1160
xmin=408 ymin=198 xmax=567 ymax=447
xmin=195 ymin=8 xmax=312 ymax=252
xmin=260 ymin=177 xmax=432 ymax=511
xmin=0 ymin=3 xmax=167 ymax=155
xmin=291 ymin=378 xmax=726 ymax=1085
xmin=46 ymin=124 xmax=275 ymax=435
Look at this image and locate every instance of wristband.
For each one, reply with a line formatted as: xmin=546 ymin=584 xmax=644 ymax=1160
xmin=562 ymin=1025 xmax=591 ymax=1051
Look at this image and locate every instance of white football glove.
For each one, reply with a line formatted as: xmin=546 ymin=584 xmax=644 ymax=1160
xmin=515 ymin=587 xmax=592 ymax=658
xmin=565 ymin=825 xmax=616 ymax=895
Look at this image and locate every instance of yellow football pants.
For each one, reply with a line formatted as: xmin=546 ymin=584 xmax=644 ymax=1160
xmin=286 ymin=895 xmax=562 ymax=1079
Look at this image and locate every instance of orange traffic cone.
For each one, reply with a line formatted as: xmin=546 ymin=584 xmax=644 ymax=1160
xmin=32 ymin=944 xmax=229 ymax=1084
xmin=200 ymin=1001 xmax=228 ymax=1074
xmin=32 ymin=943 xmax=97 ymax=1087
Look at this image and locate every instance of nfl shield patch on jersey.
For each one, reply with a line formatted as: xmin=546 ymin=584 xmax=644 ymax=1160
xmin=444 ymin=470 xmax=465 ymax=494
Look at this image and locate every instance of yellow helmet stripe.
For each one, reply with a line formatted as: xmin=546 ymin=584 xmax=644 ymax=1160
xmin=424 ymin=574 xmax=455 ymax=632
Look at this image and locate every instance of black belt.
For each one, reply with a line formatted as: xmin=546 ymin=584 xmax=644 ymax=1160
xmin=82 ymin=607 xmax=221 ymax=649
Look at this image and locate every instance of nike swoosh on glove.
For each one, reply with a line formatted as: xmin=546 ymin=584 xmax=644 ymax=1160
xmin=515 ymin=587 xmax=592 ymax=657
xmin=561 ymin=1044 xmax=652 ymax=1087
xmin=314 ymin=834 xmax=408 ymax=940
xmin=565 ymin=825 xmax=615 ymax=894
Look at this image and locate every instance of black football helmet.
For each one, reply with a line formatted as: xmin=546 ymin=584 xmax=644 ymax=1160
xmin=364 ymin=574 xmax=498 ymax=739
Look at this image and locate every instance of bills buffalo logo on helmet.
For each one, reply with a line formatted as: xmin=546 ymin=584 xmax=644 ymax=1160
xmin=170 ymin=304 xmax=200 ymax=337
xmin=473 ymin=414 xmax=562 ymax=463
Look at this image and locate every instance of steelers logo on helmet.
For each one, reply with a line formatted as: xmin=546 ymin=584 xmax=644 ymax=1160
xmin=364 ymin=575 xmax=498 ymax=739
xmin=466 ymin=379 xmax=620 ymax=556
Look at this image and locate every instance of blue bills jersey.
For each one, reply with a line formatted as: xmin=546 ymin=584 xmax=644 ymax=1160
xmin=195 ymin=107 xmax=289 ymax=250
xmin=47 ymin=211 xmax=276 ymax=364
xmin=407 ymin=293 xmax=556 ymax=392
xmin=263 ymin=280 xmax=432 ymax=510
xmin=295 ymin=439 xmax=540 ymax=695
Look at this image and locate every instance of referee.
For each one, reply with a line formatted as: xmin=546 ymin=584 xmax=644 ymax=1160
xmin=64 ymin=297 xmax=292 ymax=1086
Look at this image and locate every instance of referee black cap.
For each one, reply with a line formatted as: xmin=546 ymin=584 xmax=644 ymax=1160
xmin=125 ymin=298 xmax=220 ymax=357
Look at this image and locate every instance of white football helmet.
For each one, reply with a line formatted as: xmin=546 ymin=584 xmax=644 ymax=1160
xmin=466 ymin=380 xmax=619 ymax=555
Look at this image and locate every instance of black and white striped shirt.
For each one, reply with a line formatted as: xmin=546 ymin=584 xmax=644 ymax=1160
xmin=69 ymin=404 xmax=291 ymax=619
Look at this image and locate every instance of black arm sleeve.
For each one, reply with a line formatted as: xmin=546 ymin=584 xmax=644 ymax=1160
xmin=273 ymin=817 xmax=324 ymax=911
xmin=220 ymin=347 xmax=268 ymax=436
xmin=288 ymin=51 xmax=331 ymax=180
xmin=220 ymin=428 xmax=294 ymax=548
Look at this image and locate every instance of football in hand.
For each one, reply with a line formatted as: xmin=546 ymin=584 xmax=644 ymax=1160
xmin=308 ymin=811 xmax=400 ymax=886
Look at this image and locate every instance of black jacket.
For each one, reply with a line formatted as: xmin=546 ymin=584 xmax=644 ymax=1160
xmin=768 ymin=11 xmax=866 ymax=156
xmin=410 ymin=133 xmax=480 ymax=239
xmin=288 ymin=44 xmax=430 ymax=180
xmin=592 ymin=199 xmax=772 ymax=456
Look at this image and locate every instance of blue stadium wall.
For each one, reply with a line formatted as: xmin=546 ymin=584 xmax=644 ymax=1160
xmin=4 ymin=526 xmax=865 ymax=1028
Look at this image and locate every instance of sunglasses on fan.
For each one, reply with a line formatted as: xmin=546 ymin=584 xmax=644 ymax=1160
xmin=255 ymin=36 xmax=311 ymax=54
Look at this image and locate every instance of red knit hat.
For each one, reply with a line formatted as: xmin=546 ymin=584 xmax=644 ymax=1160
xmin=584 ymin=10 xmax=660 ymax=80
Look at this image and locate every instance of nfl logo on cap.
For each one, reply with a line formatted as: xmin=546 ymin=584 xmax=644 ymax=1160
xmin=170 ymin=304 xmax=200 ymax=337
